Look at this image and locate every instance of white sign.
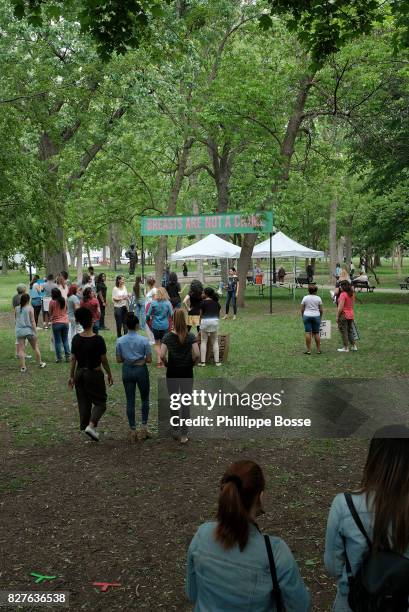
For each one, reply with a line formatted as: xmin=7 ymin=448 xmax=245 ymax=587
xmin=319 ymin=320 xmax=331 ymax=339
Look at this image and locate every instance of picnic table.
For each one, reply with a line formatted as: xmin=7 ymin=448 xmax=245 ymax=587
xmin=295 ymin=276 xmax=310 ymax=288
xmin=399 ymin=277 xmax=409 ymax=290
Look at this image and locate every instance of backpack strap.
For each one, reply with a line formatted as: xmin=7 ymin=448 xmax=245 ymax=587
xmin=264 ymin=535 xmax=284 ymax=612
xmin=344 ymin=493 xmax=372 ymax=550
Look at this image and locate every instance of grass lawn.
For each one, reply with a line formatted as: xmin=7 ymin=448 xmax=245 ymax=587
xmin=0 ymin=268 xmax=408 ymax=610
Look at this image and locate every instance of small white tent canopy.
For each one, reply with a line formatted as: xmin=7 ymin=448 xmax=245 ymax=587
xmin=170 ymin=234 xmax=241 ymax=261
xmin=252 ymin=231 xmax=324 ymax=259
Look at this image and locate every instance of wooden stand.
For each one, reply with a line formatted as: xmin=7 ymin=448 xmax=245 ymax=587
xmin=197 ymin=333 xmax=230 ymax=363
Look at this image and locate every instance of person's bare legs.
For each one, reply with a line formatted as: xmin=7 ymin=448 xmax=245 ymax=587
xmin=313 ymin=332 xmax=321 ymax=353
xmin=17 ymin=338 xmax=26 ymax=370
xmin=28 ymin=336 xmax=43 ymax=365
xmin=154 ymin=340 xmax=162 ymax=366
xmin=304 ymin=332 xmax=312 ymax=353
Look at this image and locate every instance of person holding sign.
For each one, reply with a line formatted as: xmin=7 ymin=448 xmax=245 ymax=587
xmin=301 ymin=285 xmax=323 ymax=355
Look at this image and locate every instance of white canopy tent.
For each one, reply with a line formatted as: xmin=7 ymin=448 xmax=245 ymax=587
xmin=170 ymin=233 xmax=242 ymax=261
xmin=252 ymin=231 xmax=324 ymax=259
xmin=252 ymin=231 xmax=325 ymax=299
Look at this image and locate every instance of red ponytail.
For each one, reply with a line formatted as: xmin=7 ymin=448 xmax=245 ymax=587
xmin=215 ymin=460 xmax=265 ymax=551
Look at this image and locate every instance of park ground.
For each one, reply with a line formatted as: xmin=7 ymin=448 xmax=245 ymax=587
xmin=0 ymin=263 xmax=408 ymax=610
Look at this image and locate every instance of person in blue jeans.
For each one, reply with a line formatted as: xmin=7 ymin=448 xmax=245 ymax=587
xmin=223 ymin=267 xmax=239 ymax=320
xmin=116 ymin=313 xmax=152 ymax=443
xmin=324 ymin=425 xmax=409 ymax=612
xmin=186 ymin=460 xmax=311 ymax=611
xmin=300 ymin=284 xmax=323 ymax=355
xmin=129 ymin=276 xmax=146 ymax=331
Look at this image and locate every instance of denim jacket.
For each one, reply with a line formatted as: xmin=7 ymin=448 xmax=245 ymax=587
xmin=324 ymin=492 xmax=409 ymax=611
xmin=186 ymin=521 xmax=311 ymax=611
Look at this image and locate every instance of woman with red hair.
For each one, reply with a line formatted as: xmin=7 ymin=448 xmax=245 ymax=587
xmin=186 ymin=460 xmax=310 ymax=610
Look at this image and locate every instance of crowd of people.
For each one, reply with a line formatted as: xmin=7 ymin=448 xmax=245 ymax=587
xmin=187 ymin=428 xmax=409 ymax=611
xmin=12 ymin=267 xmax=225 ymax=443
xmin=12 ymin=262 xmax=364 ymax=440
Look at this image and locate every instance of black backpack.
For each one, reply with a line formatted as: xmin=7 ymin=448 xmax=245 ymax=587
xmin=344 ymin=492 xmax=409 ymax=612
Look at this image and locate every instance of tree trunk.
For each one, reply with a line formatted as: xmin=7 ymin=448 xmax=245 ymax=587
xmin=154 ymin=137 xmax=193 ymax=281
xmin=337 ymin=236 xmax=345 ymax=266
xmin=396 ymin=245 xmax=402 ymax=276
xmin=311 ymin=257 xmax=316 ymax=272
xmin=329 ymin=200 xmax=338 ymax=283
xmin=1 ymin=257 xmax=8 ymax=275
xmin=86 ymin=245 xmax=92 ymax=268
xmin=345 ymin=235 xmax=352 ymax=269
xmin=373 ymin=252 xmax=381 ymax=267
xmin=76 ymin=237 xmax=83 ymax=282
xmin=109 ymin=224 xmax=121 ymax=271
xmin=191 ymin=174 xmax=204 ymax=283
xmin=102 ymin=245 xmax=107 ymax=264
xmin=237 ymin=72 xmax=317 ymax=307
xmin=207 ymin=139 xmax=233 ymax=287
xmin=39 ymin=134 xmax=67 ymax=276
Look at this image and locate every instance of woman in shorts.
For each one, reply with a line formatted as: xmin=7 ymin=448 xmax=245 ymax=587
xmin=146 ymin=287 xmax=173 ymax=367
xmin=183 ymin=280 xmax=203 ymax=333
xmin=301 ymin=284 xmax=323 ymax=355
xmin=15 ymin=293 xmax=46 ymax=373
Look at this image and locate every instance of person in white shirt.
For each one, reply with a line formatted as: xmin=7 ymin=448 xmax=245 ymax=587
xmin=301 ymin=284 xmax=323 ymax=355
xmin=145 ymin=277 xmax=157 ymax=345
xmin=112 ymin=275 xmax=129 ymax=337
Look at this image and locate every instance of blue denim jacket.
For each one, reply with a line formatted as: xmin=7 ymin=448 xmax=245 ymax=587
xmin=324 ymin=492 xmax=409 ymax=611
xmin=186 ymin=521 xmax=311 ymax=611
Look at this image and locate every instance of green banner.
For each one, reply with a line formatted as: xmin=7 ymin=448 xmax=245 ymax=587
xmin=141 ymin=211 xmax=273 ymax=237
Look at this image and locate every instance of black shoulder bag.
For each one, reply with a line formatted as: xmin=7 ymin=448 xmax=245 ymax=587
xmin=264 ymin=535 xmax=284 ymax=611
xmin=344 ymin=492 xmax=409 ymax=612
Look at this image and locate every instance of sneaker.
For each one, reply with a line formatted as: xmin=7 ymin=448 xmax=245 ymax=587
xmin=55 ymin=359 xmax=62 ymax=363
xmin=351 ymin=345 xmax=358 ymax=351
xmin=85 ymin=425 xmax=99 ymax=441
xmin=25 ymin=355 xmax=32 ymax=360
xmin=65 ymin=355 xmax=71 ymax=363
xmin=198 ymin=362 xmax=206 ymax=367
xmin=180 ymin=435 xmax=189 ymax=444
xmin=222 ymin=315 xmax=228 ymax=320
xmin=20 ymin=367 xmax=27 ymax=373
xmin=233 ymin=315 xmax=236 ymax=320
xmin=337 ymin=348 xmax=349 ymax=353
xmin=215 ymin=362 xmax=222 ymax=367
xmin=39 ymin=362 xmax=46 ymax=368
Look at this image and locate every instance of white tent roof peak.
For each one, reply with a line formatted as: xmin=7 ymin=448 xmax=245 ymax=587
xmin=170 ymin=234 xmax=241 ymax=261
xmin=252 ymin=231 xmax=324 ymax=258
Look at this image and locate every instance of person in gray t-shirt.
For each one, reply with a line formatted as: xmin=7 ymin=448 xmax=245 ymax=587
xmin=12 ymin=284 xmax=27 ymax=357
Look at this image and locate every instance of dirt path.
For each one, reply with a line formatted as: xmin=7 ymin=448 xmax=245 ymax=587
xmin=0 ymin=436 xmax=367 ymax=611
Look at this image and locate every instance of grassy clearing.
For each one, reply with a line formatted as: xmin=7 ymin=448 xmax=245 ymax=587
xmin=1 ymin=269 xmax=408 ymax=447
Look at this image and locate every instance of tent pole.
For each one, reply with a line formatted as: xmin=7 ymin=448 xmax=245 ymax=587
xmin=293 ymin=256 xmax=296 ymax=301
xmin=269 ymin=232 xmax=273 ymax=314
